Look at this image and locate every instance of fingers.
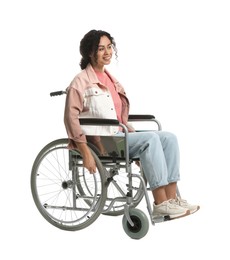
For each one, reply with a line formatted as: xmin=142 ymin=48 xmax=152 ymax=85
xmin=83 ymin=160 xmax=97 ymax=174
xmin=89 ymin=166 xmax=97 ymax=174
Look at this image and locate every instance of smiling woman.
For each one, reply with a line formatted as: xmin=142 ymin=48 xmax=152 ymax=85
xmin=64 ymin=29 xmax=200 ymax=221
xmin=1 ymin=0 xmax=230 ymax=257
xmin=91 ymin=37 xmax=113 ymax=69
xmin=79 ymin=30 xmax=118 ymax=71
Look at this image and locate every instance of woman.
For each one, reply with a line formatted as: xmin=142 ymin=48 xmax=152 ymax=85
xmin=64 ymin=29 xmax=199 ymax=219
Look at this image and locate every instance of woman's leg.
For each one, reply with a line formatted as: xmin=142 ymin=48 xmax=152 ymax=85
xmin=153 ymin=132 xmax=180 ymax=203
xmin=127 ymin=131 xmax=199 ymax=217
xmin=128 ymin=131 xmax=180 ymax=191
xmin=155 ymin=131 xmax=180 ymax=185
xmin=128 ymin=131 xmax=170 ymax=190
xmin=127 ymin=131 xmax=190 ymax=219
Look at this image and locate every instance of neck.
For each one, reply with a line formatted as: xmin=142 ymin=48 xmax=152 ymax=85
xmin=93 ymin=67 xmax=104 ymax=73
xmin=91 ymin=62 xmax=104 ymax=73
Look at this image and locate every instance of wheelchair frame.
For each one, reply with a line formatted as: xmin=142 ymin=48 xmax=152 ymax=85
xmin=30 ymin=90 xmax=165 ymax=239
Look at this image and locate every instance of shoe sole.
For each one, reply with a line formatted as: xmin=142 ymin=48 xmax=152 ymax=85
xmin=153 ymin=209 xmax=190 ymax=221
xmin=168 ymin=209 xmax=190 ymax=220
xmin=189 ymin=206 xmax=200 ymax=214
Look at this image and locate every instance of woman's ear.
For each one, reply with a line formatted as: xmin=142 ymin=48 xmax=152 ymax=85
xmin=89 ymin=53 xmax=96 ymax=65
xmin=89 ymin=52 xmax=94 ymax=59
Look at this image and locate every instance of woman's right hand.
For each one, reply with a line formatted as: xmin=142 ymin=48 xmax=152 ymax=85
xmin=77 ymin=143 xmax=97 ymax=173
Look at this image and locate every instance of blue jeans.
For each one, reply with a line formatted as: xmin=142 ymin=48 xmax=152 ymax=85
xmin=118 ymin=131 xmax=180 ymax=190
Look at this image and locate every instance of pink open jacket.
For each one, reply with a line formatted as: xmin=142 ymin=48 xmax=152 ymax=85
xmin=64 ymin=64 xmax=133 ymax=149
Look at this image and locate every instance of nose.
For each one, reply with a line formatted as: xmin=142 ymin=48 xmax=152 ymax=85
xmin=104 ymin=47 xmax=110 ymax=54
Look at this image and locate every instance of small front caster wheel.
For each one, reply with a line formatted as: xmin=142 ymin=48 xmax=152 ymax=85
xmin=122 ymin=208 xmax=149 ymax=239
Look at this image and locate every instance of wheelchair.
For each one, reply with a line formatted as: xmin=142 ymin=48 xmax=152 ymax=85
xmin=31 ymin=90 xmax=165 ymax=239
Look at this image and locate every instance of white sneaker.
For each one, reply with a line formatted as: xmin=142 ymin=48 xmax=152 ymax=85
xmin=172 ymin=197 xmax=200 ymax=214
xmin=153 ymin=200 xmax=190 ymax=220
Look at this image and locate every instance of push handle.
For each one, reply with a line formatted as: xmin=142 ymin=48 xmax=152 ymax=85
xmin=50 ymin=90 xmax=66 ymax=97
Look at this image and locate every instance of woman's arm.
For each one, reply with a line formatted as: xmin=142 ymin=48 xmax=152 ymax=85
xmin=76 ymin=142 xmax=97 ymax=173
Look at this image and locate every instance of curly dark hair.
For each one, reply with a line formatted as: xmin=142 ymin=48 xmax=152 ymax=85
xmin=79 ymin=29 xmax=118 ymax=70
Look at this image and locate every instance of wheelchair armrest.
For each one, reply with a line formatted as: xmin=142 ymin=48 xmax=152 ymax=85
xmin=79 ymin=115 xmax=161 ymax=131
xmin=128 ymin=114 xmax=162 ymax=130
xmin=128 ymin=114 xmax=155 ymax=121
xmin=79 ymin=118 xmax=119 ymax=126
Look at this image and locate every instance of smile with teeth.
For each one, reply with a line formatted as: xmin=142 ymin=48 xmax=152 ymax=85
xmin=104 ymin=56 xmax=111 ymax=61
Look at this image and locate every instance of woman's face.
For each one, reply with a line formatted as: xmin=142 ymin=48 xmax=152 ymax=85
xmin=91 ymin=35 xmax=113 ymax=70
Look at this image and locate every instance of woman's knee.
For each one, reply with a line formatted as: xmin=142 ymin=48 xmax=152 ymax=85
xmin=158 ymin=131 xmax=178 ymax=145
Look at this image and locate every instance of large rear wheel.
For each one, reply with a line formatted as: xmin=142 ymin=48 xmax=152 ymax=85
xmin=31 ymin=139 xmax=107 ymax=231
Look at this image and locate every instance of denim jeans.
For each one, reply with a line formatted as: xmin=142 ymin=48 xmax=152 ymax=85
xmin=117 ymin=131 xmax=180 ymax=190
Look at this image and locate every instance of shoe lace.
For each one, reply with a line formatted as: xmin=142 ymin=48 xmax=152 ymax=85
xmin=169 ymin=198 xmax=177 ymax=204
xmin=168 ymin=199 xmax=180 ymax=209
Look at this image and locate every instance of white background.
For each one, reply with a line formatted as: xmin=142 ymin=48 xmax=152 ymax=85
xmin=1 ymin=0 xmax=229 ymax=259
